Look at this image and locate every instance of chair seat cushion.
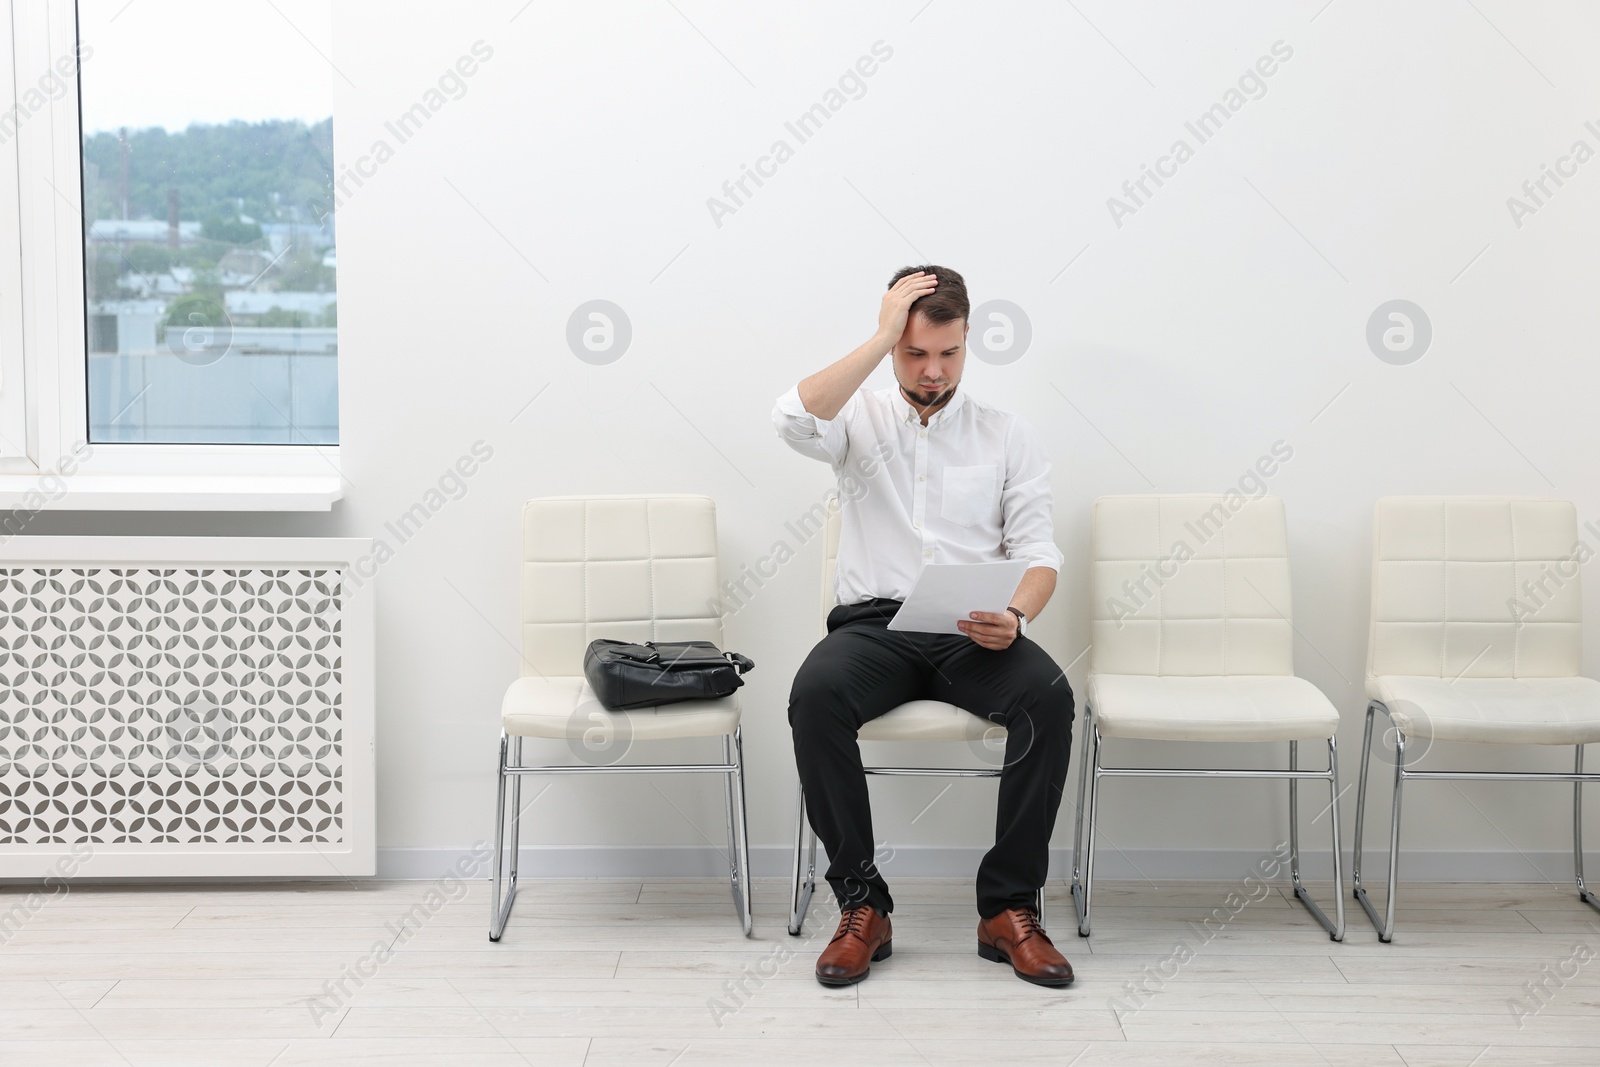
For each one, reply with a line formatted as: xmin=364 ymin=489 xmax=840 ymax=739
xmin=1366 ymin=675 xmax=1600 ymax=745
xmin=856 ymin=700 xmax=995 ymax=742
xmin=500 ymin=675 xmax=740 ymax=740
xmin=1089 ymin=674 xmax=1340 ymax=741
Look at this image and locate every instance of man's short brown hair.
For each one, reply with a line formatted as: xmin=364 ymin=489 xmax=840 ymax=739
xmin=888 ymin=264 xmax=969 ymax=327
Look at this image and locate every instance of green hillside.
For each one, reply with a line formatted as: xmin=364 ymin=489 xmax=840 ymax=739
xmin=82 ymin=117 xmax=335 ymax=229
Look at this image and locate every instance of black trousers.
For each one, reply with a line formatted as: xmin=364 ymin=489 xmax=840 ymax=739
xmin=787 ymin=596 xmax=1075 ymax=919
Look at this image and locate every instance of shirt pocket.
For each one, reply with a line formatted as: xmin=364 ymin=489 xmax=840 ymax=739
xmin=940 ymin=464 xmax=999 ymax=528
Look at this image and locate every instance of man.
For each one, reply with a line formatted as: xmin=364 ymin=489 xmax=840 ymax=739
xmin=771 ymin=265 xmax=1076 ymax=988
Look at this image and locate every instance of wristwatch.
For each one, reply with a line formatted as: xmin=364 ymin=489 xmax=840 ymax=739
xmin=1006 ymin=606 xmax=1028 ymax=637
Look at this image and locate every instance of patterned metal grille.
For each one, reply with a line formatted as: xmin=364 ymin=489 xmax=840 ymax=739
xmin=0 ymin=567 xmax=345 ymax=845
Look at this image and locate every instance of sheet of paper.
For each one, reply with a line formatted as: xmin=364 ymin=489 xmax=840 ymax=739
xmin=885 ymin=559 xmax=1031 ymax=635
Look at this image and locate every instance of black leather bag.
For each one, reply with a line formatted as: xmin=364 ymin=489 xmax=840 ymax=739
xmin=583 ymin=639 xmax=756 ymax=711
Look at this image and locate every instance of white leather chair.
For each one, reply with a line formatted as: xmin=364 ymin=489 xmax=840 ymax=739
xmin=1353 ymin=496 xmax=1600 ymax=941
xmin=1072 ymin=494 xmax=1346 ymax=941
xmin=489 ymin=495 xmax=752 ymax=940
xmin=787 ymin=494 xmax=1046 ymax=934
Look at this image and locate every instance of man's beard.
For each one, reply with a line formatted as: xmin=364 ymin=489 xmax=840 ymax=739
xmin=901 ymin=381 xmax=956 ymax=409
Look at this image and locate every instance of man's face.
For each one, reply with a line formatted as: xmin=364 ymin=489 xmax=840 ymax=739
xmin=892 ymin=311 xmax=968 ymax=409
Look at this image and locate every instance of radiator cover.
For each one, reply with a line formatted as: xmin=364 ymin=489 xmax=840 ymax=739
xmin=0 ymin=537 xmax=374 ymax=878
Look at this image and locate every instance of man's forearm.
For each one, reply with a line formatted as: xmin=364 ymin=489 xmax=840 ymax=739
xmin=796 ymin=331 xmax=894 ymax=421
xmin=1010 ymin=567 xmax=1057 ymax=623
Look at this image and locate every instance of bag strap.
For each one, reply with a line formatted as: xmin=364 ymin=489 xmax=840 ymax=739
xmin=636 ymin=640 xmax=754 ymax=674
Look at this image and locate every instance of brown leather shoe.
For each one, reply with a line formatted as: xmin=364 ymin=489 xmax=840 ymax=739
xmin=977 ymin=907 xmax=1074 ymax=987
xmin=815 ymin=904 xmax=892 ymax=986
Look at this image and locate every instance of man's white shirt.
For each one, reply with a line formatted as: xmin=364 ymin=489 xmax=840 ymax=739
xmin=772 ymin=382 xmax=1063 ymax=607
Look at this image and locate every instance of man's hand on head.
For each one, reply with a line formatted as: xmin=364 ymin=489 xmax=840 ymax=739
xmin=957 ymin=609 xmax=1018 ymax=651
xmin=876 ymin=271 xmax=938 ymax=349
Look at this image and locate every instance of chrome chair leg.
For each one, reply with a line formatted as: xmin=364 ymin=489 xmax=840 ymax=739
xmin=1070 ymin=707 xmax=1094 ymax=934
xmin=1354 ymin=701 xmax=1404 ymax=941
xmin=721 ymin=733 xmax=741 ymax=930
xmin=723 ymin=736 xmax=740 ymax=908
xmin=489 ymin=731 xmax=519 ymax=942
xmin=1075 ymin=723 xmax=1103 ymax=938
xmin=722 ymin=733 xmax=737 ymax=871
xmin=509 ymin=735 xmax=524 ymax=881
xmin=1289 ymin=739 xmax=1301 ymax=888
xmin=788 ymin=779 xmax=816 ymax=936
xmin=1576 ymin=744 xmax=1600 ymax=913
xmin=1352 ymin=702 xmax=1377 ymax=914
xmin=1360 ymin=719 xmax=1407 ymax=943
xmin=1286 ymin=737 xmax=1344 ymax=941
xmin=728 ymin=726 xmax=753 ymax=936
xmin=1326 ymin=736 xmax=1347 ymax=941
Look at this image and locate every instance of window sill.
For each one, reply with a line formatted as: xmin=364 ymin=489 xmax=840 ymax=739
xmin=0 ymin=474 xmax=343 ymax=512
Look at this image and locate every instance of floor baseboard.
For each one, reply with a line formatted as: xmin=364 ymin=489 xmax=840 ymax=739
xmin=374 ymin=843 xmax=1587 ymax=883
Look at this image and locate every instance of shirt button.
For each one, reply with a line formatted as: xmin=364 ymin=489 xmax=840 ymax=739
xmin=923 ymin=550 xmax=933 ymax=558
xmin=913 ymin=519 xmax=921 ymax=529
xmin=918 ymin=474 xmax=925 ymax=482
xmin=918 ymin=429 xmax=926 ymax=438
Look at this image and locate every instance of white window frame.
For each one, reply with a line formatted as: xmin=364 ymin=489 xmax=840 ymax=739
xmin=0 ymin=0 xmax=342 ymax=511
xmin=0 ymin=2 xmax=31 ymax=463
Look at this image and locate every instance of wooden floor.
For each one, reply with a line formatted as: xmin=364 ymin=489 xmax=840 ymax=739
xmin=3 ymin=876 xmax=1600 ymax=1064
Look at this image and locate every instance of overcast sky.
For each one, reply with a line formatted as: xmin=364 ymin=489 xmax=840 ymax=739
xmin=78 ymin=0 xmax=335 ymax=134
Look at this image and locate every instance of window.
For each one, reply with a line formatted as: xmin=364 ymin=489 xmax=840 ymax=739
xmin=79 ymin=0 xmax=337 ymax=444
xmin=0 ymin=1 xmax=342 ymax=510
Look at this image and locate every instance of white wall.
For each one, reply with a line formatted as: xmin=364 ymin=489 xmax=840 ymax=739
xmin=32 ymin=0 xmax=1600 ymax=880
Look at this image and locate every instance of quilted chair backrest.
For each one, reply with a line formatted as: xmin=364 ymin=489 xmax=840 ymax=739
xmin=520 ymin=495 xmax=723 ymax=677
xmin=1090 ymin=494 xmax=1295 ymax=677
xmin=1367 ymin=496 xmax=1583 ymax=682
xmin=820 ymin=493 xmax=842 ymax=641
